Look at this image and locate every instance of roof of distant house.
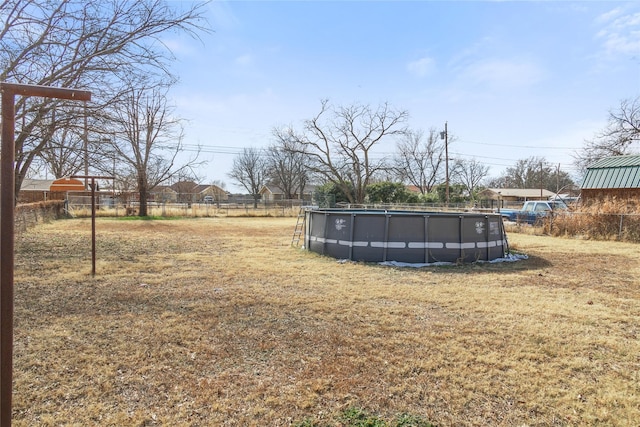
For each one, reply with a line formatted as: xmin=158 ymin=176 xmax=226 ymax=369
xmin=21 ymin=178 xmax=85 ymax=192
xmin=483 ymin=188 xmax=555 ymax=198
xmin=21 ymin=179 xmax=55 ymax=191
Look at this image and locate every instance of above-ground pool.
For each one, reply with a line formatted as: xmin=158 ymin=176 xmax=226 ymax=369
xmin=304 ymin=209 xmax=507 ymax=264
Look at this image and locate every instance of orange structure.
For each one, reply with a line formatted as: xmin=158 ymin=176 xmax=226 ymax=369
xmin=49 ymin=177 xmax=85 ymax=192
xmin=18 ymin=177 xmax=86 ymax=203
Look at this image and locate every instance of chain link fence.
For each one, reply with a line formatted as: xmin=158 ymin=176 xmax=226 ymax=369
xmin=62 ymin=192 xmax=640 ymax=243
xmin=547 ymin=211 xmax=640 ymax=242
xmin=64 ymin=193 xmax=312 ymax=218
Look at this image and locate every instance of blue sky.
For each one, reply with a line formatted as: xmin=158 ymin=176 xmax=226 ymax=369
xmin=168 ymin=1 xmax=640 ymax=192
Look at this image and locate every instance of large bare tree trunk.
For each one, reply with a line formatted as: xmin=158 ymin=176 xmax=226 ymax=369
xmin=138 ymin=173 xmax=149 ymax=217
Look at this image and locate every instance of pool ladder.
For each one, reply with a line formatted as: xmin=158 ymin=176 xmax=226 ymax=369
xmin=291 ymin=207 xmax=306 ymax=247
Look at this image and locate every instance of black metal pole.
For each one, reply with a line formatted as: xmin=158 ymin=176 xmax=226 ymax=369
xmin=71 ymin=175 xmax=113 ymax=277
xmin=91 ymin=177 xmax=96 ymax=276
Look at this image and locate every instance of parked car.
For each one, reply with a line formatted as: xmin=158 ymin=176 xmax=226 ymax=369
xmin=203 ymin=195 xmax=214 ymax=204
xmin=498 ymin=200 xmax=568 ymax=225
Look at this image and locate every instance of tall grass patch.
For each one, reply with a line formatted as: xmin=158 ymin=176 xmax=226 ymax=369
xmin=550 ymin=197 xmax=640 ymax=241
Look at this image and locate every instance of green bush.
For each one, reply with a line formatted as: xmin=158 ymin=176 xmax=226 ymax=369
xmin=366 ymin=182 xmax=418 ymax=204
xmin=314 ymin=182 xmax=354 ymax=207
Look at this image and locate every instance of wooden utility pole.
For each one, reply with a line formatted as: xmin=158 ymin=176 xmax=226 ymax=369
xmin=540 ymin=161 xmax=544 ymax=198
xmin=441 ymin=121 xmax=449 ymax=206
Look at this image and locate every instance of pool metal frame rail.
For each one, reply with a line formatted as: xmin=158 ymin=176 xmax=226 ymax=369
xmin=305 ymin=209 xmax=507 ymax=264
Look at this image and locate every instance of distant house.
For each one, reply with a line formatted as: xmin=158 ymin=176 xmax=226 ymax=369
xmin=169 ymin=180 xmax=198 ymax=202
xmin=166 ymin=181 xmax=229 ymax=203
xmin=581 ymin=155 xmax=640 ymax=204
xmin=151 ymin=185 xmax=178 ymax=203
xmin=193 ymin=184 xmax=228 ymax=202
xmin=259 ymin=184 xmax=315 ymax=202
xmin=19 ymin=178 xmax=85 ymax=203
xmin=259 ymin=185 xmax=283 ymax=201
xmin=479 ymin=188 xmax=555 ymax=203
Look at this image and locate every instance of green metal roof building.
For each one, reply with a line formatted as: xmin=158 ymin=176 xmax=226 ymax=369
xmin=581 ymin=155 xmax=640 ymax=203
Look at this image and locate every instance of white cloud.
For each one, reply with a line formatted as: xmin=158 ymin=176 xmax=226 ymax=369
xmin=596 ymin=7 xmax=623 ymax=25
xmin=235 ymin=54 xmax=253 ymax=66
xmin=459 ymin=58 xmax=546 ymax=90
xmin=175 ymin=87 xmax=278 ymax=118
xmin=207 ymin=1 xmax=240 ymax=30
xmin=161 ymin=37 xmax=197 ymax=57
xmin=600 ymin=31 xmax=640 ymax=57
xmin=407 ymin=57 xmax=435 ymax=77
xmin=596 ymin=8 xmax=640 ymax=57
xmin=445 ymin=36 xmax=545 ymax=91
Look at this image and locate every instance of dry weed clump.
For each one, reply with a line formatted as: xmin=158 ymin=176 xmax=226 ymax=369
xmin=12 ymin=217 xmax=640 ymax=426
xmin=70 ymin=204 xmax=301 ymax=219
xmin=550 ymin=197 xmax=640 ymax=241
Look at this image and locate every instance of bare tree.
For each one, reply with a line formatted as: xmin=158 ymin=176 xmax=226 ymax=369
xmin=450 ymin=158 xmax=490 ymax=199
xmin=488 ymin=156 xmax=574 ymax=192
xmin=489 ymin=157 xmax=545 ymax=189
xmin=574 ymin=97 xmax=640 ymax=172
xmin=0 ymin=0 xmax=208 ymax=195
xmin=286 ymin=100 xmax=408 ymax=204
xmin=106 ymin=79 xmax=198 ymax=216
xmin=228 ymin=148 xmax=268 ymax=208
xmin=393 ymin=128 xmax=446 ymax=194
xmin=269 ymin=128 xmax=310 ymax=199
xmin=34 ymin=123 xmax=85 ymax=179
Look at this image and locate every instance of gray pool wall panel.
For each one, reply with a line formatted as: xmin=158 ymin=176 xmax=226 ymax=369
xmin=305 ymin=209 xmax=506 ymax=263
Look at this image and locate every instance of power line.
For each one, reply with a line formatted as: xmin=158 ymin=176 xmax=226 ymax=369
xmin=173 ymin=140 xmax=583 ymax=177
xmin=448 ymin=151 xmax=582 ymax=170
xmin=365 ymin=152 xmax=578 ymax=171
xmin=456 ymin=138 xmax=580 ymax=151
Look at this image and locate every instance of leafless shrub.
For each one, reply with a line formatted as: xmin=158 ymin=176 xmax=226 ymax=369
xmin=550 ymin=197 xmax=640 ymax=241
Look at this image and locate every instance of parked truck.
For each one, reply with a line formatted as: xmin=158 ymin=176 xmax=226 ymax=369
xmin=498 ymin=200 xmax=568 ymax=225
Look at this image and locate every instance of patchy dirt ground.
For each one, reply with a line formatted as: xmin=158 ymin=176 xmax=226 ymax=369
xmin=11 ymin=217 xmax=640 ymax=426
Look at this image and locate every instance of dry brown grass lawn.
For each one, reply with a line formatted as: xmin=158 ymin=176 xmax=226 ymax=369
xmin=13 ymin=217 xmax=640 ymax=426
